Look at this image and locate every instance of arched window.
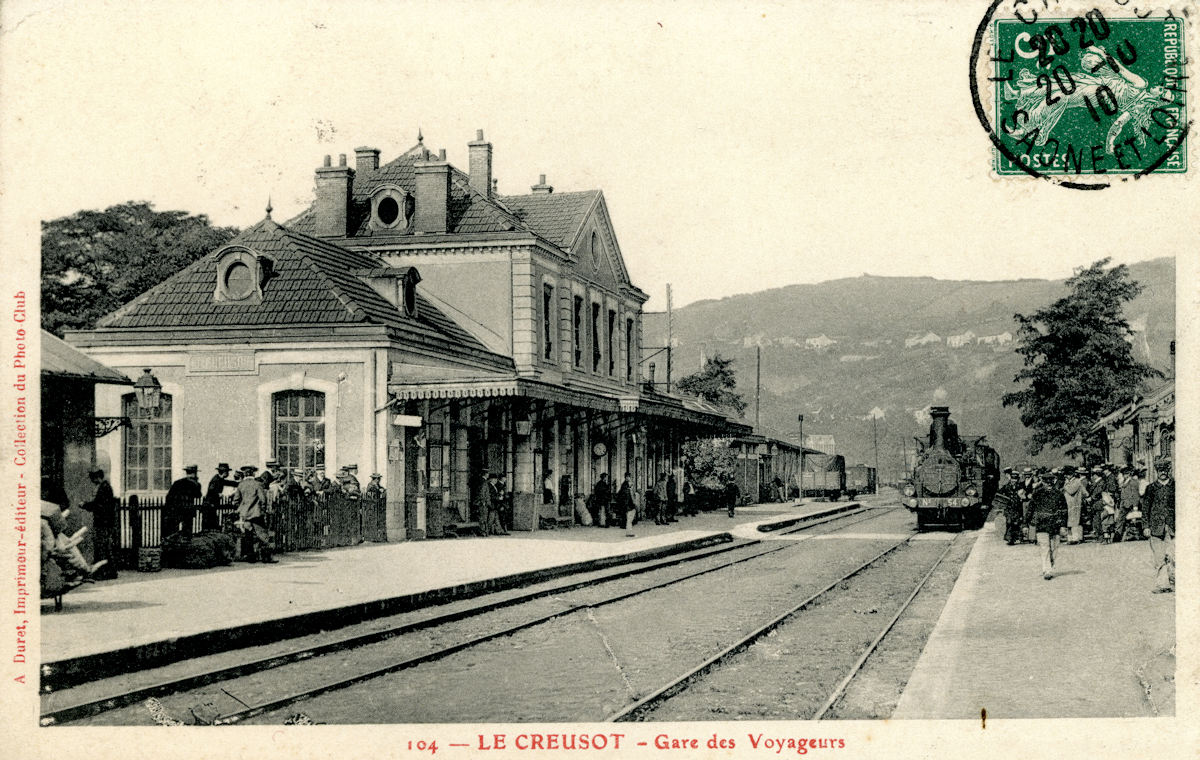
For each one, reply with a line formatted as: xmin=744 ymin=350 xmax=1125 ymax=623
xmin=273 ymin=390 xmax=326 ymax=470
xmin=123 ymin=393 xmax=173 ymax=493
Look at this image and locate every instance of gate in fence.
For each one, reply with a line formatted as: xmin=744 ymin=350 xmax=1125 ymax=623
xmin=116 ymin=491 xmax=388 ymax=568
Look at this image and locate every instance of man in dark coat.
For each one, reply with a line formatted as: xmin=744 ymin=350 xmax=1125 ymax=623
xmin=79 ymin=469 xmax=118 ymax=580
xmin=487 ymin=473 xmax=508 ymax=535
xmin=664 ymin=471 xmax=678 ymax=523
xmin=724 ymin=478 xmax=740 ymax=518
xmin=1029 ymin=474 xmax=1068 ymax=580
xmin=365 ymin=473 xmax=385 ymax=501
xmin=1143 ymin=466 xmax=1175 ymax=593
xmin=617 ymin=474 xmax=637 ymax=537
xmin=203 ymin=463 xmax=237 ymax=530
xmin=164 ymin=465 xmax=202 ymax=537
xmin=592 ymin=473 xmax=612 ymax=527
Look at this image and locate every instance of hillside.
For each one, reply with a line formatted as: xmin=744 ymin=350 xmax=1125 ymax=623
xmin=646 ymin=258 xmax=1175 ymax=478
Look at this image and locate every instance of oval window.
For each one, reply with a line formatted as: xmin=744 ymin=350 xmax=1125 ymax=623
xmin=377 ymin=196 xmax=400 ymax=226
xmin=225 ymin=261 xmax=254 ymax=299
xmin=403 ymin=278 xmax=417 ymax=317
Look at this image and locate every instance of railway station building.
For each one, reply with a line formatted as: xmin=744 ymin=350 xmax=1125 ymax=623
xmin=64 ymin=131 xmax=748 ymax=540
xmin=1088 ymin=342 xmax=1175 ymax=477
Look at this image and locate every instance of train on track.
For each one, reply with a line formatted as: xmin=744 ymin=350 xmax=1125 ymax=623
xmin=901 ymin=406 xmax=1000 ymax=531
xmin=845 ymin=464 xmax=877 ymax=499
xmin=801 ymin=453 xmax=846 ymax=500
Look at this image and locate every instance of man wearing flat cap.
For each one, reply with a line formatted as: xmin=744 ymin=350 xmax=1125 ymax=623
xmin=165 ymin=465 xmax=202 ymax=537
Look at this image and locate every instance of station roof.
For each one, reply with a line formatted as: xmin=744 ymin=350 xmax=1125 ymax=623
xmin=41 ymin=331 xmax=131 ymax=384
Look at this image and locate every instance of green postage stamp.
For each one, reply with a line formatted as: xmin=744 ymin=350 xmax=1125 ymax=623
xmin=970 ymin=3 xmax=1188 ymax=188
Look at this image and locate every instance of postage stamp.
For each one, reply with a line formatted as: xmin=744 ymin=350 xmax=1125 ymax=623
xmin=970 ymin=2 xmax=1189 ymax=189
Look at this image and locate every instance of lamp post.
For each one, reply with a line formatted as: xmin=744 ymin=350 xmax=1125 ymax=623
xmin=133 ymin=368 xmax=163 ymax=413
xmin=797 ymin=413 xmax=804 ymax=504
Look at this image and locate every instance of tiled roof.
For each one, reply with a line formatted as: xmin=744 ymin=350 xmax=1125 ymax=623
xmin=499 ymin=190 xmax=599 ymax=249
xmin=41 ymin=331 xmax=132 ymax=383
xmin=93 ymin=218 xmax=501 ymax=357
xmin=287 ymin=149 xmax=531 ymax=239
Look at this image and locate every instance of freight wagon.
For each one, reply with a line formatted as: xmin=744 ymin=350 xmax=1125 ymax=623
xmin=845 ymin=464 xmax=877 ymax=499
xmin=801 ymin=453 xmax=846 ymax=500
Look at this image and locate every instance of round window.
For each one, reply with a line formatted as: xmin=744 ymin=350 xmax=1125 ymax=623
xmin=224 ymin=261 xmax=254 ymax=299
xmin=377 ymin=196 xmax=400 ymax=226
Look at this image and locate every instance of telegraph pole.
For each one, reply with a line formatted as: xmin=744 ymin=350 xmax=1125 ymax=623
xmin=872 ymin=414 xmax=880 ymax=476
xmin=665 ymin=284 xmax=673 ymax=388
xmin=754 ymin=346 xmax=761 ymax=429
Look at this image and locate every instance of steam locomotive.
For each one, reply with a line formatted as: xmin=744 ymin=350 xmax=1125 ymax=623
xmin=902 ymin=406 xmax=1000 ymax=531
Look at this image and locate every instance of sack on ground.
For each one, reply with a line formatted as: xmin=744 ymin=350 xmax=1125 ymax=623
xmin=162 ymin=531 xmax=237 ymax=569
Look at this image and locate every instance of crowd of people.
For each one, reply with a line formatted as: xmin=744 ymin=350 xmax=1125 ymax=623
xmin=170 ymin=460 xmax=387 ymax=564
xmin=40 ymin=460 xmax=390 ymax=594
xmin=574 ymin=469 xmax=742 ymax=538
xmin=995 ymin=462 xmax=1175 ymax=592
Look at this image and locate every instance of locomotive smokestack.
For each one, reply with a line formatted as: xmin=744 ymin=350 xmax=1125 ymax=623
xmin=930 ymin=406 xmax=951 ymax=450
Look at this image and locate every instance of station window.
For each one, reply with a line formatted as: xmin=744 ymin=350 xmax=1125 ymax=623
xmin=543 ymin=284 xmax=555 ymax=361
xmin=626 ymin=318 xmax=635 ymax=381
xmin=123 ymin=393 xmax=173 ymax=493
xmin=591 ymin=302 xmax=602 ymax=372
xmin=273 ymin=390 xmax=326 ymax=470
xmin=573 ymin=296 xmax=584 ymax=368
xmin=607 ymin=309 xmax=616 ymax=376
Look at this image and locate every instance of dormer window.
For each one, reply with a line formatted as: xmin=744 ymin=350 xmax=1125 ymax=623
xmin=402 ymin=274 xmax=418 ymax=317
xmin=370 ymin=185 xmax=413 ymax=232
xmin=224 ymin=262 xmax=254 ymax=300
xmin=354 ymin=265 xmax=421 ymax=319
xmin=213 ymin=246 xmax=271 ymax=305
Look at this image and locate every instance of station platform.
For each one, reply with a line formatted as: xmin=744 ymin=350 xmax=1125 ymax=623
xmin=894 ymin=516 xmax=1175 ymax=718
xmin=40 ymin=500 xmax=863 ymax=691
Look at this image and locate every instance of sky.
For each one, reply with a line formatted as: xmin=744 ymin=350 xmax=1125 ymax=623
xmin=1 ymin=0 xmax=1195 ymax=308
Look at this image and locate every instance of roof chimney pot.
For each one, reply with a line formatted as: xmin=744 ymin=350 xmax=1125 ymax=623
xmin=468 ymin=128 xmax=494 ymax=198
xmin=355 ymin=146 xmax=381 ymax=173
xmin=338 ymin=154 xmax=347 ymax=167
xmin=531 ymin=174 xmax=554 ymax=194
xmin=323 ymin=155 xmax=332 ymax=167
xmin=314 ymin=154 xmax=354 ymax=237
xmin=413 ymin=152 xmax=451 ymax=234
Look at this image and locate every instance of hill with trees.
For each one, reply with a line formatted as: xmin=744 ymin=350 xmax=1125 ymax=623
xmin=648 ymin=258 xmax=1175 ymax=479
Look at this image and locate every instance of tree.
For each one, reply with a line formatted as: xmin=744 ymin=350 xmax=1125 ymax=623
xmin=1002 ymin=258 xmax=1162 ymax=456
xmin=681 ymin=438 xmax=738 ymax=487
xmin=41 ymin=202 xmax=238 ymax=336
xmin=674 ymin=353 xmax=748 ymax=416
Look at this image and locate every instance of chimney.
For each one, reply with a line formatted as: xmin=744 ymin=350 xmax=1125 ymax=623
xmin=413 ymin=149 xmax=450 ymax=234
xmin=355 ymin=146 xmax=380 ymax=174
xmin=1170 ymin=340 xmax=1175 ymax=378
xmin=929 ymin=406 xmax=950 ymax=450
xmin=531 ymin=174 xmax=554 ymax=194
xmin=468 ymin=129 xmax=492 ymax=198
xmin=314 ymin=153 xmax=354 ymax=237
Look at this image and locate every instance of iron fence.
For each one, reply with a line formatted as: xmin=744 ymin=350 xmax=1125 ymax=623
xmin=115 ymin=491 xmax=388 ymax=568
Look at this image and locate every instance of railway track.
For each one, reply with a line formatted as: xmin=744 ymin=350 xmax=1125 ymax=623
xmin=45 ymin=505 xmax=890 ymax=726
xmin=609 ymin=533 xmax=960 ymax=722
